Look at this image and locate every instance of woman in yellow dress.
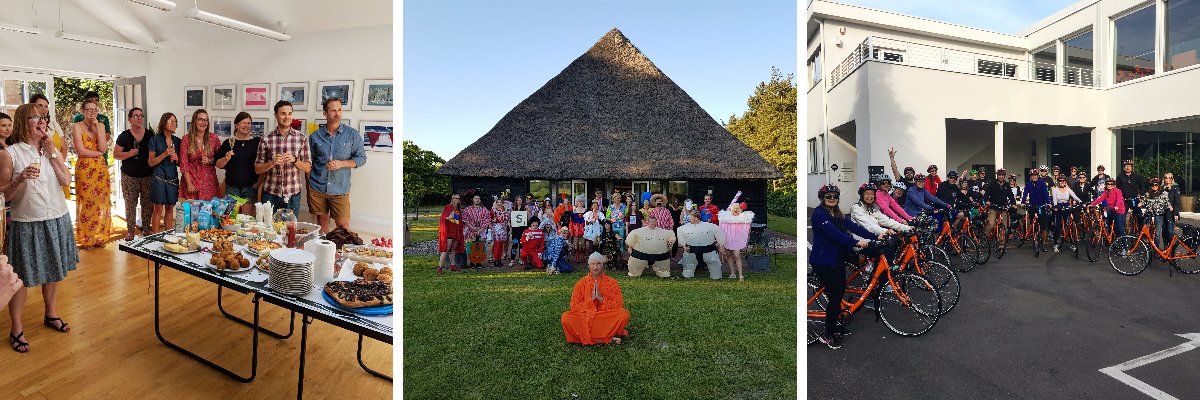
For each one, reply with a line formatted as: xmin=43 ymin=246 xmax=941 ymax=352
xmin=71 ymin=99 xmax=111 ymax=249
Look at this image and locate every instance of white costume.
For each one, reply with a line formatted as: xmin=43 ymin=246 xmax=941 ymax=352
xmin=625 ymin=225 xmax=675 ymax=278
xmin=676 ymin=221 xmax=725 ymax=279
xmin=849 ymin=202 xmax=912 ymax=238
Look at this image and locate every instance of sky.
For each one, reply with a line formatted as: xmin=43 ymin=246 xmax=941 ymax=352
xmin=403 ymin=0 xmax=797 ymax=160
xmin=835 ymin=0 xmax=1082 ymax=35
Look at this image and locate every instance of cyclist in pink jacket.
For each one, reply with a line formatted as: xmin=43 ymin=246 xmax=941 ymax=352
xmin=874 ymin=178 xmax=912 ymax=223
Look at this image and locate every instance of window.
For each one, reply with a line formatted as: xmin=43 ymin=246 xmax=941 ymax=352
xmin=808 ymin=137 xmax=820 ymax=173
xmin=631 ymin=181 xmax=662 ymax=200
xmin=667 ymin=181 xmax=689 ymax=207
xmin=977 ymin=60 xmax=1017 ymax=77
xmin=1033 ymin=45 xmax=1057 ymax=82
xmin=552 ymin=180 xmax=587 ymax=205
xmin=872 ymin=48 xmax=903 ymax=62
xmin=1063 ymin=31 xmax=1094 ymax=85
xmin=529 ymin=180 xmax=550 ymax=202
xmin=1114 ymin=4 xmax=1157 ymax=83
xmin=808 ymin=47 xmax=822 ymax=88
xmin=1 ymin=80 xmax=25 ymax=105
xmin=1167 ymin=0 xmax=1200 ymax=71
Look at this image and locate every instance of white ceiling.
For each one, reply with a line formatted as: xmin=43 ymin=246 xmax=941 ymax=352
xmin=2 ymin=0 xmax=391 ymax=49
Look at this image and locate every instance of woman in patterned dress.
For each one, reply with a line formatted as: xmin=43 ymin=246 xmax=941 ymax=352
xmin=179 ymin=109 xmax=220 ymax=201
xmin=583 ymin=200 xmax=603 ymax=255
xmin=72 ymin=98 xmax=111 ymax=249
xmin=606 ymin=193 xmax=628 ymax=257
xmin=489 ymin=198 xmax=510 ymax=268
xmin=460 ymin=194 xmax=492 ymax=269
xmin=569 ymin=197 xmax=587 ymax=262
xmin=596 ymin=220 xmax=623 ymax=270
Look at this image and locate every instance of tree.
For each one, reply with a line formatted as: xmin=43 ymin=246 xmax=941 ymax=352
xmin=53 ymin=77 xmax=114 ymax=154
xmin=725 ymin=67 xmax=798 ymax=193
xmin=403 ymin=140 xmax=451 ymax=219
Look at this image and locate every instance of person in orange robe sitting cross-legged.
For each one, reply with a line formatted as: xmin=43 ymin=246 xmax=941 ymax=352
xmin=561 ymin=252 xmax=630 ymax=345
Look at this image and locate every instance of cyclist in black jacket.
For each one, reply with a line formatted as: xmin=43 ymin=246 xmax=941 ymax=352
xmin=1116 ymin=159 xmax=1147 ymax=226
xmin=984 ymin=167 xmax=1016 ymax=237
xmin=936 ymin=170 xmax=959 ymax=205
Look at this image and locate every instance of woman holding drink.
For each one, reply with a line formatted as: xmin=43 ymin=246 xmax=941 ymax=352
xmin=148 ymin=113 xmax=182 ymax=233
xmin=0 ymin=103 xmax=80 ymax=353
xmin=72 ymin=99 xmax=112 ymax=248
xmin=179 ymin=110 xmax=220 ymax=201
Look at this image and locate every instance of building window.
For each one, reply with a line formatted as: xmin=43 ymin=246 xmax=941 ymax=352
xmin=1033 ymin=44 xmax=1057 ymax=82
xmin=631 ymin=181 xmax=662 ymax=199
xmin=977 ymin=60 xmax=1017 ymax=77
xmin=1063 ymin=31 xmax=1094 ymax=85
xmin=1119 ymin=118 xmax=1200 ymax=197
xmin=808 ymin=137 xmax=821 ymax=173
xmin=872 ymin=48 xmax=903 ymax=62
xmin=1167 ymin=0 xmax=1200 ymax=71
xmin=529 ymin=180 xmax=550 ymax=202
xmin=1114 ymin=4 xmax=1157 ymax=83
xmin=808 ymin=47 xmax=822 ymax=88
xmin=553 ymin=180 xmax=587 ymax=204
xmin=667 ymin=181 xmax=688 ymax=207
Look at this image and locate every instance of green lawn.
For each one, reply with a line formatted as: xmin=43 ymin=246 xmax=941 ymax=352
xmin=405 ymin=214 xmax=440 ymax=244
xmin=402 ymin=255 xmax=797 ymax=399
xmin=768 ymin=214 xmax=797 ymax=237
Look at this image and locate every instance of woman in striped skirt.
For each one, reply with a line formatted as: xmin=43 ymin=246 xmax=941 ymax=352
xmin=0 ymin=104 xmax=80 ymax=353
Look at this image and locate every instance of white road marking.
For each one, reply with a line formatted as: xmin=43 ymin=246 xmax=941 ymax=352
xmin=1099 ymin=333 xmax=1200 ymax=400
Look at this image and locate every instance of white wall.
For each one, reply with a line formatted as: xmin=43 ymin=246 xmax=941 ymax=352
xmin=145 ymin=24 xmax=394 ymax=234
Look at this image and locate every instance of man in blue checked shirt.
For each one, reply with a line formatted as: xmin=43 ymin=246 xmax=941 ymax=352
xmin=308 ymin=97 xmax=367 ymax=233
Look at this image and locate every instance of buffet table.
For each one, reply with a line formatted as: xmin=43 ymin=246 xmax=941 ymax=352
xmin=119 ymin=231 xmax=393 ymax=399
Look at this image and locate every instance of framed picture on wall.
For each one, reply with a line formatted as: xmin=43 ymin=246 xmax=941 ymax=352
xmin=317 ymin=80 xmax=354 ymax=111
xmin=212 ymin=117 xmax=233 ymax=139
xmin=242 ymin=83 xmax=270 ymax=110
xmin=211 ymin=84 xmax=236 ymax=110
xmin=362 ymin=79 xmax=392 ymax=111
xmin=249 ymin=120 xmax=267 ymax=137
xmin=185 ymin=86 xmax=206 ymax=109
xmin=360 ymin=121 xmax=393 ymax=152
xmin=278 ymin=82 xmax=309 ymax=111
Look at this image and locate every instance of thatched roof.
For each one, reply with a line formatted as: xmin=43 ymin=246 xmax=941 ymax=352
xmin=436 ymin=28 xmax=782 ymax=180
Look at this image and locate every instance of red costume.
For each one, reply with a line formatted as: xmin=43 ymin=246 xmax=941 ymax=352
xmin=438 ymin=204 xmax=464 ymax=253
xmin=520 ymin=229 xmax=545 ymax=269
xmin=699 ymin=203 xmax=721 ymax=225
xmin=925 ymin=175 xmax=942 ymax=194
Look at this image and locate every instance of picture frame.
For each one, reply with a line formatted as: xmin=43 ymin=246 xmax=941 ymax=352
xmin=211 ymin=84 xmax=236 ymax=110
xmin=317 ymin=80 xmax=354 ymax=111
xmin=278 ymin=82 xmax=309 ymax=111
xmin=242 ymin=83 xmax=270 ymax=110
xmin=212 ymin=116 xmax=233 ymax=140
xmin=362 ymin=79 xmax=393 ymax=111
xmin=249 ymin=120 xmax=267 ymax=137
xmin=359 ymin=120 xmax=393 ymax=152
xmin=185 ymin=86 xmax=206 ymax=109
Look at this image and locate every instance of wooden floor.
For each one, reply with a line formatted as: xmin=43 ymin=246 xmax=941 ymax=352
xmin=0 ymin=241 xmax=393 ymax=399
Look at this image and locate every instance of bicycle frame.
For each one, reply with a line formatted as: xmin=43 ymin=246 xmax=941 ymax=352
xmin=808 ymin=251 xmax=913 ymax=322
xmin=1121 ymin=220 xmax=1199 ymax=262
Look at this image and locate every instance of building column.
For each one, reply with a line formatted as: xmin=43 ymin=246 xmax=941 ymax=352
xmin=994 ymin=122 xmax=1005 ymax=169
xmin=1092 ymin=127 xmax=1114 ymax=173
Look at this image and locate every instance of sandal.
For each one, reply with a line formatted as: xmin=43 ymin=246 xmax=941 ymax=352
xmin=44 ymin=317 xmax=70 ymax=333
xmin=10 ymin=331 xmax=28 ymax=353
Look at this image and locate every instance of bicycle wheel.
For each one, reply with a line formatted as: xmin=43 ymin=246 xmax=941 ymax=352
xmin=971 ymin=225 xmax=991 ymax=264
xmin=944 ymin=236 xmax=978 ymax=272
xmin=806 ymin=274 xmax=827 ymax=345
xmin=913 ymin=260 xmax=959 ymax=315
xmin=1085 ymin=229 xmax=1103 ymax=262
xmin=877 ymin=272 xmax=940 ymax=337
xmin=921 ymin=245 xmax=951 ymax=271
xmin=1108 ymin=235 xmax=1149 ymax=276
xmin=1171 ymin=235 xmax=1200 ymax=274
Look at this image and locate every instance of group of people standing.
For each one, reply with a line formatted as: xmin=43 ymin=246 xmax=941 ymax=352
xmin=811 ymin=146 xmax=1186 ymax=350
xmin=436 ymin=190 xmax=758 ymax=281
xmin=0 ymin=92 xmax=367 ymax=354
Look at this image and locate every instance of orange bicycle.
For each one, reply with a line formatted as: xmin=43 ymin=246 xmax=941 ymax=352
xmin=807 ymin=239 xmax=942 ymax=344
xmin=931 ymin=209 xmax=980 ymax=272
xmin=1109 ymin=218 xmax=1200 ymax=276
xmin=1084 ymin=205 xmax=1117 ymax=262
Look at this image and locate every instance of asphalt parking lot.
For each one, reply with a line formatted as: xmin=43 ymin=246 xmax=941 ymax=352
xmin=807 ymin=238 xmax=1200 ymax=399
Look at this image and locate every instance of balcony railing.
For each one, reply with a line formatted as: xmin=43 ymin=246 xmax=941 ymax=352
xmin=829 ymin=36 xmax=1101 ymax=89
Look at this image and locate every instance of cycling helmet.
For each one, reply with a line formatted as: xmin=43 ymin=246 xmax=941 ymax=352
xmin=946 ymin=170 xmax=959 ymax=178
xmin=996 ymin=167 xmax=1006 ymax=174
xmin=915 ymin=173 xmax=926 ymax=181
xmin=1123 ymin=159 xmax=1133 ymax=166
xmin=969 ymin=169 xmax=979 ymax=175
xmin=1052 ymin=165 xmax=1060 ymax=171
xmin=1009 ymin=173 xmax=1018 ymax=180
xmin=893 ymin=181 xmax=907 ymax=191
xmin=858 ymin=183 xmax=877 ymax=195
xmin=876 ymin=178 xmax=892 ymax=188
xmin=1105 ymin=178 xmax=1116 ymax=184
xmin=927 ymin=164 xmax=938 ymax=173
xmin=818 ymin=184 xmax=840 ymax=198
xmin=1149 ymin=178 xmax=1161 ymax=186
xmin=903 ymin=166 xmax=915 ymax=174
xmin=1038 ymin=165 xmax=1048 ymax=171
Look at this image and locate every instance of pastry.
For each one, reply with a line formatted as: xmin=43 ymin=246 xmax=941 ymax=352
xmin=353 ymin=262 xmax=368 ymax=277
xmin=379 ymin=267 xmax=392 ymax=276
xmin=378 ymin=274 xmax=392 ymax=285
xmin=248 ymin=240 xmax=283 ymax=254
xmin=324 ymin=280 xmax=393 ymax=308
xmin=363 ymin=268 xmax=379 ymax=282
xmin=164 ymin=243 xmax=190 ymax=253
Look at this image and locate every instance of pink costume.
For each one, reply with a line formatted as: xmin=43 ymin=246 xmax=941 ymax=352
xmin=717 ymin=209 xmax=755 ymax=251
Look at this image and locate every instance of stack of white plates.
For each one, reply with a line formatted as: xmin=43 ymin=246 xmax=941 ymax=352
xmin=268 ymin=248 xmax=316 ymax=296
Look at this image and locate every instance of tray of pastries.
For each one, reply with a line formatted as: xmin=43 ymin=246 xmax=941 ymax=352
xmin=341 ymin=245 xmax=394 ymax=264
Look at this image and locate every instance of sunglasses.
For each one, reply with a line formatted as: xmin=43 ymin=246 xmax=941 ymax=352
xmin=822 ymin=194 xmax=839 ymax=200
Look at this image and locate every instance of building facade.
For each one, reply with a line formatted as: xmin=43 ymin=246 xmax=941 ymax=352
xmin=807 ymin=0 xmax=1200 ymax=210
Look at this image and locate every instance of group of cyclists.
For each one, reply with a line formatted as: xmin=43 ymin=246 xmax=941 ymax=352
xmin=811 ymin=146 xmax=1183 ymax=349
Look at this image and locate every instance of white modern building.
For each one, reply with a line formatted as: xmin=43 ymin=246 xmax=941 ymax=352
xmin=806 ymin=0 xmax=1200 ymax=211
